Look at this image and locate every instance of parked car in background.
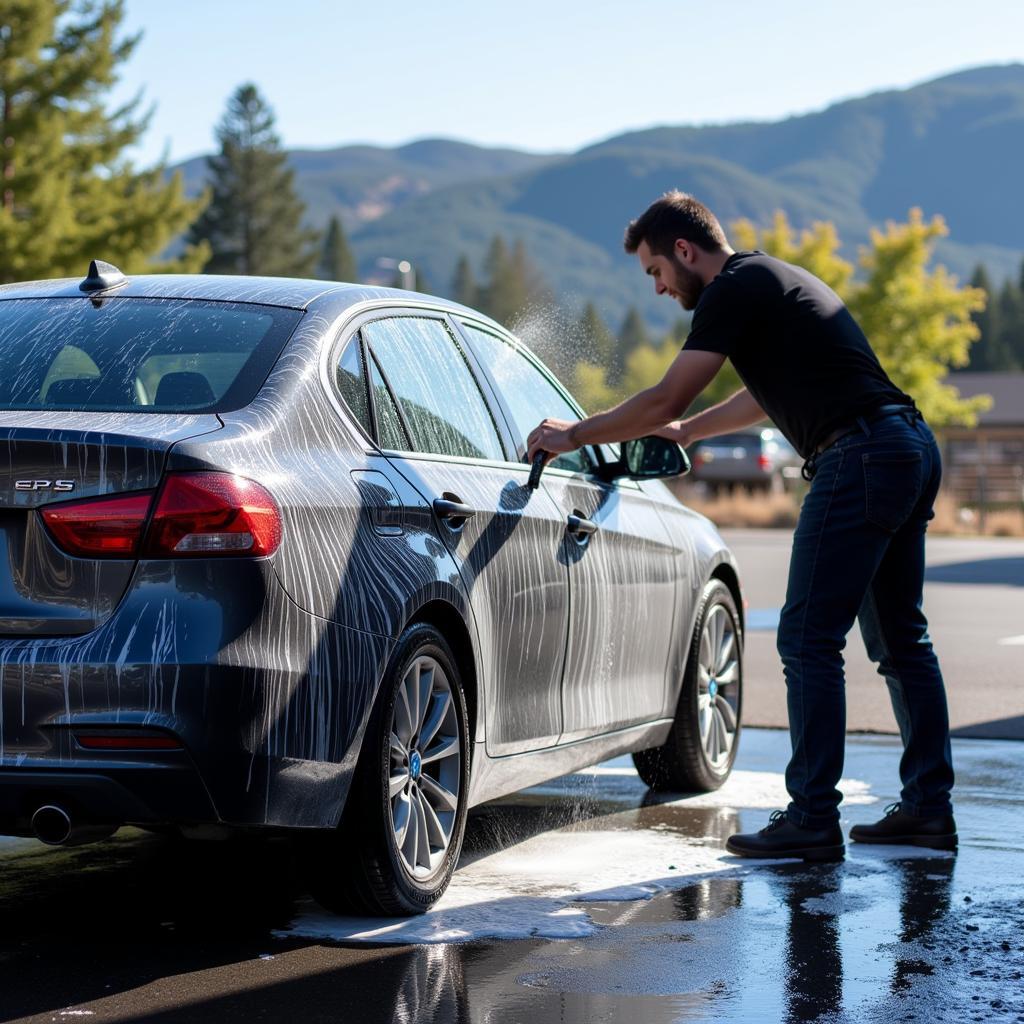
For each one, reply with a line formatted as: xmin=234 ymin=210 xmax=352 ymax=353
xmin=0 ymin=262 xmax=745 ymax=916
xmin=689 ymin=428 xmax=802 ymax=494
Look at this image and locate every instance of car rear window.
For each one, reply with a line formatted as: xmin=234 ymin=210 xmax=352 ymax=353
xmin=0 ymin=297 xmax=303 ymax=412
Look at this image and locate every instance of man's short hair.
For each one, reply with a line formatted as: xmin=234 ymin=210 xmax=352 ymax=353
xmin=623 ymin=191 xmax=728 ymax=256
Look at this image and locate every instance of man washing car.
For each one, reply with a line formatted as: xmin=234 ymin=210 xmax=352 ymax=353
xmin=527 ymin=190 xmax=956 ymax=859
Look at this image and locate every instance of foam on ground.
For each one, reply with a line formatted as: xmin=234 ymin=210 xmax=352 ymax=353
xmin=276 ymin=764 xmax=893 ymax=946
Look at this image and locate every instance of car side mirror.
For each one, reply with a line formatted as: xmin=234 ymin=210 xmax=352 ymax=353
xmin=594 ymin=436 xmax=691 ymax=482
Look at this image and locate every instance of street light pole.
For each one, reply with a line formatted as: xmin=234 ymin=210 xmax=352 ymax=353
xmin=375 ymin=257 xmax=415 ymax=291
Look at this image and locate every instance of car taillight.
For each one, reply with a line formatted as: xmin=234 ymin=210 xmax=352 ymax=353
xmin=758 ymin=454 xmax=772 ymax=472
xmin=41 ymin=473 xmax=282 ymax=559
xmin=41 ymin=492 xmax=152 ymax=557
xmin=144 ymin=473 xmax=282 ymax=557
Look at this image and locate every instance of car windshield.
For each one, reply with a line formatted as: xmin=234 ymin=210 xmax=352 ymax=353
xmin=0 ymin=297 xmax=302 ymax=412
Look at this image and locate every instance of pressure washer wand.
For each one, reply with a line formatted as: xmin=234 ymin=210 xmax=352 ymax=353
xmin=527 ymin=451 xmax=547 ymax=490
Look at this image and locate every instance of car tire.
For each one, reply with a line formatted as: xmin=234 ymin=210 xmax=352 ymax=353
xmin=632 ymin=579 xmax=742 ymax=793
xmin=302 ymin=622 xmax=471 ymax=916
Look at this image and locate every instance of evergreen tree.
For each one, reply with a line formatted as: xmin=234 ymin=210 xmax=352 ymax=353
xmin=994 ymin=279 xmax=1024 ymax=371
xmin=0 ymin=0 xmax=206 ymax=282
xmin=189 ymin=84 xmax=319 ymax=277
xmin=1015 ymin=257 xmax=1024 ymax=366
xmin=966 ymin=265 xmax=1013 ymax=370
xmin=666 ymin=318 xmax=690 ymax=346
xmin=614 ymin=306 xmax=650 ymax=378
xmin=478 ymin=235 xmax=549 ymax=327
xmin=618 ymin=307 xmax=651 ymax=353
xmin=451 ymin=255 xmax=477 ymax=307
xmin=478 ymin=236 xmax=510 ymax=318
xmin=318 ymin=215 xmax=357 ymax=282
xmin=577 ymin=302 xmax=616 ymax=365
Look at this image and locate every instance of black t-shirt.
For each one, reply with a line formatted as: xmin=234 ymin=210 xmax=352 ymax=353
xmin=684 ymin=251 xmax=912 ymax=457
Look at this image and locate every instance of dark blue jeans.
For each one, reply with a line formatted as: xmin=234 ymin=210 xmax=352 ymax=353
xmin=778 ymin=409 xmax=955 ymax=828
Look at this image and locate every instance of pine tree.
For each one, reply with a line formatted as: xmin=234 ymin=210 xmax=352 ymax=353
xmin=577 ymin=302 xmax=616 ymax=365
xmin=618 ymin=307 xmax=650 ymax=353
xmin=478 ymin=236 xmax=513 ymax=322
xmin=1014 ymin=258 xmax=1024 ymax=367
xmin=615 ymin=307 xmax=650 ymax=378
xmin=478 ymin=236 xmax=549 ymax=327
xmin=994 ymin=279 xmax=1024 ymax=372
xmin=189 ymin=84 xmax=319 ymax=277
xmin=451 ymin=255 xmax=477 ymax=307
xmin=318 ymin=215 xmax=357 ymax=282
xmin=966 ymin=265 xmax=1013 ymax=370
xmin=0 ymin=0 xmax=206 ymax=282
xmin=666 ymin=318 xmax=690 ymax=346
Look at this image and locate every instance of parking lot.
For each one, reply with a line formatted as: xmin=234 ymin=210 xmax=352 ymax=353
xmin=1 ymin=728 xmax=1022 ymax=1023
xmin=727 ymin=530 xmax=1024 ymax=738
xmin=1 ymin=529 xmax=1021 ymax=1023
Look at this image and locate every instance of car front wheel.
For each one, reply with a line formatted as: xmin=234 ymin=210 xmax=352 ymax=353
xmin=303 ymin=623 xmax=470 ymax=916
xmin=633 ymin=579 xmax=742 ymax=792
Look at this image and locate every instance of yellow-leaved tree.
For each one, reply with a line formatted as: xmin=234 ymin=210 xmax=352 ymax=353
xmin=572 ymin=210 xmax=989 ymax=426
xmin=731 ymin=209 xmax=988 ymax=426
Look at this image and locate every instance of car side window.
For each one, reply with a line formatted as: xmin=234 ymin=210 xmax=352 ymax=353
xmin=367 ymin=351 xmax=411 ymax=451
xmin=362 ymin=317 xmax=505 ymax=462
xmin=460 ymin=323 xmax=590 ymax=474
xmin=334 ymin=335 xmax=373 ymax=436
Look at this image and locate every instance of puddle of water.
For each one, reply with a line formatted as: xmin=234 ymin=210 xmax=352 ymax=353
xmin=277 ymin=764 xmax=905 ymax=946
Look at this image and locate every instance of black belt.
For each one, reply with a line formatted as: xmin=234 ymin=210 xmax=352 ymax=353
xmin=812 ymin=404 xmax=918 ymax=456
xmin=802 ymin=404 xmax=919 ymax=481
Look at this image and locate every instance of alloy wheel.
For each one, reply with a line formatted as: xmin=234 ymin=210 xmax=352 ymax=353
xmin=388 ymin=655 xmax=462 ymax=879
xmin=697 ymin=603 xmax=741 ymax=772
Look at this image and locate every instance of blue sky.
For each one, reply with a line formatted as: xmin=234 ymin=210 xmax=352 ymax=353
xmin=113 ymin=0 xmax=1024 ymax=165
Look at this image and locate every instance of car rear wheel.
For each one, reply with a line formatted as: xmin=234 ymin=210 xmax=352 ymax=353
xmin=633 ymin=579 xmax=742 ymax=792
xmin=303 ymin=623 xmax=470 ymax=916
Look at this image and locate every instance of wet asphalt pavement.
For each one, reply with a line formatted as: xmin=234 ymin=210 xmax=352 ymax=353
xmin=1 ymin=729 xmax=1022 ymax=1024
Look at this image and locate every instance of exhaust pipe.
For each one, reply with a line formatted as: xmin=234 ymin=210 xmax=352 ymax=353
xmin=31 ymin=805 xmax=117 ymax=847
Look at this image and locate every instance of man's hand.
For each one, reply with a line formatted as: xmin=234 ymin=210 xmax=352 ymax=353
xmin=527 ymin=418 xmax=578 ymax=464
xmin=653 ymin=420 xmax=693 ymax=448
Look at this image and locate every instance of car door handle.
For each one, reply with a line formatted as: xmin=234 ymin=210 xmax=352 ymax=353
xmin=433 ymin=497 xmax=477 ymax=523
xmin=566 ymin=513 xmax=598 ymax=537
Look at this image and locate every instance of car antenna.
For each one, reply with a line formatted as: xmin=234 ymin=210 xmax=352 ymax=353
xmin=79 ymin=260 xmax=127 ymax=293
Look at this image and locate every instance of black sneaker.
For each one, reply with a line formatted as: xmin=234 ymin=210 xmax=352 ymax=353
xmin=849 ymin=803 xmax=957 ymax=851
xmin=726 ymin=810 xmax=845 ymax=862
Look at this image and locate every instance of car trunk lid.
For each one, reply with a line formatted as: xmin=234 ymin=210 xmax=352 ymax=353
xmin=0 ymin=412 xmax=221 ymax=637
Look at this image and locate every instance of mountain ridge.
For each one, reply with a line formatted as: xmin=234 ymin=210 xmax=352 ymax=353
xmin=172 ymin=64 xmax=1024 ymax=332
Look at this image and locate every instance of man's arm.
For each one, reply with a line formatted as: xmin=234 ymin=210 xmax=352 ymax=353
xmin=654 ymin=388 xmax=766 ymax=448
xmin=527 ymin=349 xmax=726 ymax=461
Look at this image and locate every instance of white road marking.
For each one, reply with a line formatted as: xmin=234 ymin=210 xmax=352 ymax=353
xmin=997 ymin=635 xmax=1024 ymax=646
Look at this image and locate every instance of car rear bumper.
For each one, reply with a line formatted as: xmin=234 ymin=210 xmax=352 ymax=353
xmin=0 ymin=761 xmax=217 ymax=837
xmin=0 ymin=560 xmax=393 ymax=834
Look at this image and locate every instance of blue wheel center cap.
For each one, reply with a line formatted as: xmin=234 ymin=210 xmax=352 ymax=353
xmin=410 ymin=751 xmax=422 ymax=780
xmin=709 ymin=680 xmax=718 ymax=698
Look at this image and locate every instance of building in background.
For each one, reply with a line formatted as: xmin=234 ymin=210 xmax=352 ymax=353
xmin=943 ymin=373 xmax=1024 ymax=518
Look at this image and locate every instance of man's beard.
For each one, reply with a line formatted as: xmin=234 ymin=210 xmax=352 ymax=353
xmin=669 ymin=254 xmax=705 ymax=310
